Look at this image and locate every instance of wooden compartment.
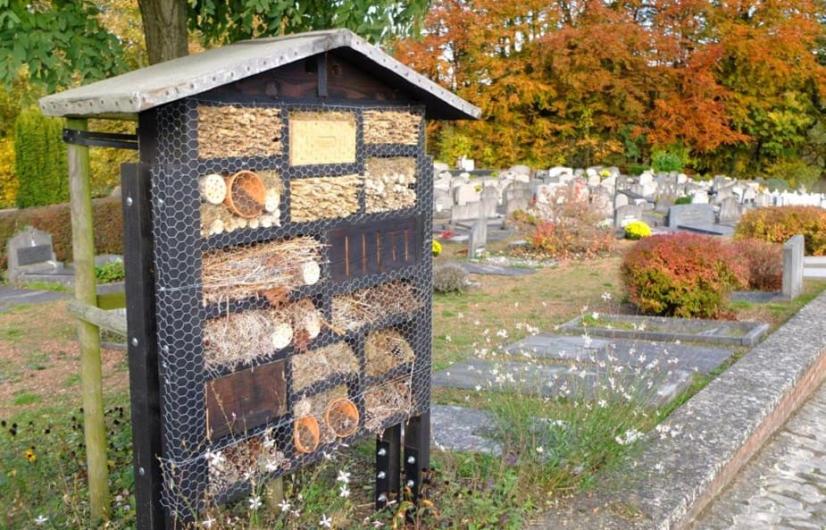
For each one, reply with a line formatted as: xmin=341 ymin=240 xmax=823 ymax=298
xmin=363 ymin=110 xmax=420 ymax=145
xmin=364 ymin=157 xmax=417 ymax=213
xmin=290 ymin=175 xmax=360 ymax=222
xmin=289 ymin=111 xmax=357 ymax=166
xmin=197 ymin=105 xmax=283 ymax=159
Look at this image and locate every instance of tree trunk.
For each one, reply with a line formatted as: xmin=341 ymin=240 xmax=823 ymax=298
xmin=138 ymin=0 xmax=189 ymax=64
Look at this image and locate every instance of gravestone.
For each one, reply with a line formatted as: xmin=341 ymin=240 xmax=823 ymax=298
xmin=614 ymin=204 xmax=644 ymax=228
xmin=468 ymin=217 xmax=488 ymax=258
xmin=6 ymin=227 xmax=64 ymax=283
xmin=668 ymin=203 xmax=715 ymax=228
xmin=782 ymin=235 xmax=804 ymax=300
xmin=503 ymin=182 xmax=532 ymax=217
xmin=591 ymin=187 xmax=613 ymax=218
xmin=433 ymin=189 xmax=452 ymax=215
xmin=614 ymin=193 xmax=629 ymax=209
xmin=453 ymin=183 xmax=480 ymax=206
xmin=691 ymin=190 xmax=710 ymax=204
xmin=718 ymin=197 xmax=741 ymax=224
xmin=451 ymin=201 xmax=482 ymax=223
xmin=480 ymin=186 xmax=499 ymax=218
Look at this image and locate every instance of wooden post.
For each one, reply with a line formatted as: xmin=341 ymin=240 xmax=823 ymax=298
xmin=67 ymin=117 xmax=110 ymax=522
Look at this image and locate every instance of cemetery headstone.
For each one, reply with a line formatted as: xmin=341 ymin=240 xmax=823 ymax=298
xmin=614 ymin=204 xmax=644 ymax=228
xmin=469 ymin=217 xmax=488 ymax=258
xmin=783 ymin=235 xmax=804 ymax=300
xmin=718 ymin=197 xmax=741 ymax=224
xmin=481 ymin=186 xmax=499 ymax=218
xmin=667 ymin=203 xmax=715 ymax=228
xmin=6 ymin=227 xmax=64 ymax=283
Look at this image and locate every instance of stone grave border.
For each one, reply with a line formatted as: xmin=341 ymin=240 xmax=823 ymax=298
xmin=529 ymin=290 xmax=826 ymax=529
xmin=560 ymin=313 xmax=769 ymax=347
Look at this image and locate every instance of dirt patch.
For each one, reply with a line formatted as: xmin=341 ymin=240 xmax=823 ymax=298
xmin=0 ymin=300 xmax=128 ymax=417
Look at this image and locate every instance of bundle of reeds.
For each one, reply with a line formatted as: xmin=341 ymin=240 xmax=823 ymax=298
xmin=206 ymin=428 xmax=287 ymax=497
xmin=364 ymin=378 xmax=413 ymax=433
xmin=290 ymin=341 xmax=359 ymax=392
xmin=202 ymin=237 xmax=324 ymax=304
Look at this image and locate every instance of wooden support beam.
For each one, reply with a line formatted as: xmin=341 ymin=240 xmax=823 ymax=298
xmin=67 ymin=301 xmax=127 ymax=336
xmin=67 ymin=117 xmax=110 ymax=523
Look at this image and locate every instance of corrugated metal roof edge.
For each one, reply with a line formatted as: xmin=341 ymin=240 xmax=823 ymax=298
xmin=39 ymin=29 xmax=480 ymax=121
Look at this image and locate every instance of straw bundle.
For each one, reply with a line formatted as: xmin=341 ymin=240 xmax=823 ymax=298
xmin=364 ymin=330 xmax=414 ymax=378
xmin=293 ymin=385 xmax=348 ymax=446
xmin=364 ymin=379 xmax=413 ymax=433
xmin=363 ymin=110 xmax=420 ymax=145
xmin=197 ymin=105 xmax=283 ymax=159
xmin=290 ymin=341 xmax=359 ymax=392
xmin=364 ymin=158 xmax=417 ymax=213
xmin=331 ymin=282 xmax=421 ymax=331
xmin=290 ymin=175 xmax=360 ymax=222
xmin=203 ymin=299 xmax=326 ymax=370
xmin=206 ymin=428 xmax=287 ymax=497
xmin=201 ymin=237 xmax=324 ymax=304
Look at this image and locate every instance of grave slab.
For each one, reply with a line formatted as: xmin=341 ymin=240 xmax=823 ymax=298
xmin=560 ymin=314 xmax=768 ymax=346
xmin=430 ymin=404 xmax=501 ymax=455
xmin=432 ymin=360 xmax=694 ymax=407
xmin=460 ymin=262 xmax=536 ymax=277
xmin=504 ymin=334 xmax=733 ymax=375
xmin=731 ymin=291 xmax=784 ymax=304
xmin=676 ymin=223 xmax=735 ymax=236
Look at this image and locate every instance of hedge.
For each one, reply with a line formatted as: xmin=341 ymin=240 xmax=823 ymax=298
xmin=735 ymin=206 xmax=826 ymax=256
xmin=0 ymin=197 xmax=123 ymax=269
xmin=14 ymin=108 xmax=68 ymax=208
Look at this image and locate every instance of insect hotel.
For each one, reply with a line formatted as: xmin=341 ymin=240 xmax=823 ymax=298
xmin=40 ymin=29 xmax=479 ymax=527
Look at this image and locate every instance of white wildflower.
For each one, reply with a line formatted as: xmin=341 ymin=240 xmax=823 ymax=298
xmin=320 ymin=514 xmax=333 ymax=528
xmin=339 ymin=484 xmax=351 ymax=498
xmin=278 ymin=499 xmax=291 ymax=512
xmin=601 ymin=292 xmax=612 ymax=302
xmin=337 ymin=470 xmax=351 ymax=484
xmin=34 ymin=515 xmax=48 ymax=526
xmin=248 ymin=495 xmax=262 ymax=511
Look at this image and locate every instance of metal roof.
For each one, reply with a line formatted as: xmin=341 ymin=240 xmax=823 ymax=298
xmin=39 ymin=29 xmax=480 ymax=120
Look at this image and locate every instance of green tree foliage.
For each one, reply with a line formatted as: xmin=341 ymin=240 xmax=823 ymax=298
xmin=0 ymin=0 xmax=126 ymax=91
xmin=189 ymin=0 xmax=429 ymax=46
xmin=14 ymin=108 xmax=68 ymax=208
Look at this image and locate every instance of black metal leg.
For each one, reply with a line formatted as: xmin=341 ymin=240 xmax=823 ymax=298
xmin=375 ymin=423 xmax=401 ymax=509
xmin=403 ymin=412 xmax=430 ymax=503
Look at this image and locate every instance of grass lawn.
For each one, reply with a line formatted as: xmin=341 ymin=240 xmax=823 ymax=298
xmin=0 ymin=248 xmax=823 ymax=529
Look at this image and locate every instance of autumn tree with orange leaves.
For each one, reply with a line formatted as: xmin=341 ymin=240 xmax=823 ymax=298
xmin=395 ymin=0 xmax=826 ymax=182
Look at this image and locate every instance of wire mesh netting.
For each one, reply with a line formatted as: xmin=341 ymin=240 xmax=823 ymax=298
xmin=148 ymin=98 xmax=433 ymax=518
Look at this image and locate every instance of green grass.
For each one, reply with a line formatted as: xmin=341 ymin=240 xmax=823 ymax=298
xmin=12 ymin=392 xmax=41 ymax=406
xmin=19 ymin=281 xmax=69 ymax=293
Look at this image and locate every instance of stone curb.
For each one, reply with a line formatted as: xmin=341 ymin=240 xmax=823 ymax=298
xmin=529 ymin=290 xmax=826 ymax=529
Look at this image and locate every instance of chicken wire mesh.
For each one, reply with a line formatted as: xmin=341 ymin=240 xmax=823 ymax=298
xmin=147 ymin=98 xmax=433 ymax=518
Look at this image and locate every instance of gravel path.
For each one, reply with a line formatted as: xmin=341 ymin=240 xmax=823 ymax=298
xmin=694 ymin=383 xmax=826 ymax=529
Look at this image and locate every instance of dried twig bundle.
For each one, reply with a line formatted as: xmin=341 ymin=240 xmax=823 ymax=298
xmin=364 ymin=379 xmax=413 ymax=433
xmin=290 ymin=341 xmax=358 ymax=392
xmin=197 ymin=105 xmax=282 ymax=159
xmin=206 ymin=428 xmax=287 ymax=497
xmin=202 ymin=237 xmax=324 ymax=304
xmin=363 ymin=110 xmax=420 ymax=145
xmin=364 ymin=330 xmax=415 ymax=378
xmin=293 ymin=385 xmax=348 ymax=446
xmin=290 ymin=175 xmax=360 ymax=222
xmin=365 ymin=157 xmax=417 ymax=212
xmin=332 ymin=282 xmax=421 ymax=331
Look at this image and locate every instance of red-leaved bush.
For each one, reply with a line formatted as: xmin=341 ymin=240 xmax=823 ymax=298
xmin=520 ymin=182 xmax=614 ymax=260
xmin=732 ymin=238 xmax=783 ymax=291
xmin=621 ymin=234 xmax=748 ymax=318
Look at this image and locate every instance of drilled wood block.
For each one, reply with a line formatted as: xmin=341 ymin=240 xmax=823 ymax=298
xmin=289 ymin=111 xmax=357 ymax=165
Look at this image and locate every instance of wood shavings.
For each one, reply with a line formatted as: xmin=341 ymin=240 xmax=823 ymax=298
xmin=332 ymin=282 xmax=421 ymax=331
xmin=365 ymin=330 xmax=415 ymax=378
xmin=363 ymin=110 xmax=420 ymax=145
xmin=290 ymin=342 xmax=358 ymax=392
xmin=364 ymin=379 xmax=413 ymax=433
xmin=197 ymin=105 xmax=283 ymax=159
xmin=364 ymin=157 xmax=417 ymax=212
xmin=290 ymin=175 xmax=360 ymax=222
